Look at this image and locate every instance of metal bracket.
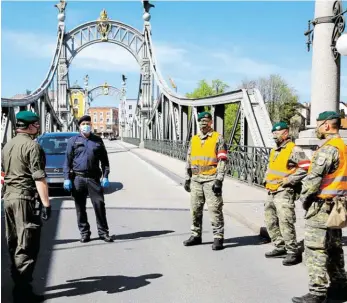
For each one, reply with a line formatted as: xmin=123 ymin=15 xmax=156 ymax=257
xmin=304 ymin=1 xmax=346 ymax=58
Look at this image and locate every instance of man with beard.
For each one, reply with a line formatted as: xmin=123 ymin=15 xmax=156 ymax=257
xmin=183 ymin=111 xmax=228 ymax=251
xmin=292 ymin=111 xmax=347 ymax=303
xmin=2 ymin=111 xmax=51 ymax=303
xmin=263 ymin=121 xmax=309 ymax=266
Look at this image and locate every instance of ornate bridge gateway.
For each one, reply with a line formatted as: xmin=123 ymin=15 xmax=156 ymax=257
xmin=1 ymin=0 xmax=275 ymax=186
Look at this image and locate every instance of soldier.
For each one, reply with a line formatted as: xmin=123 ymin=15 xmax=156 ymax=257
xmin=263 ymin=121 xmax=309 ymax=266
xmin=2 ymin=111 xmax=51 ymax=303
xmin=183 ymin=111 xmax=228 ymax=250
xmin=63 ymin=115 xmax=113 ymax=243
xmin=292 ymin=111 xmax=347 ymax=303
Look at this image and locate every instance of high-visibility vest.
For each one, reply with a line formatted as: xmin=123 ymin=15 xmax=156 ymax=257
xmin=1 ymin=171 xmax=4 ymax=185
xmin=310 ymin=137 xmax=347 ymax=199
xmin=191 ymin=131 xmax=222 ymax=175
xmin=265 ymin=142 xmax=296 ymax=191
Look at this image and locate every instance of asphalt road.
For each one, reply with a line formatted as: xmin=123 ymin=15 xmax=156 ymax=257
xmin=1 ymin=141 xmax=344 ymax=303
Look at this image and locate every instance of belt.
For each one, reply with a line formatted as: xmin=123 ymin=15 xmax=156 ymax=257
xmin=74 ymin=171 xmax=98 ymax=178
xmin=191 ymin=165 xmax=217 ymax=175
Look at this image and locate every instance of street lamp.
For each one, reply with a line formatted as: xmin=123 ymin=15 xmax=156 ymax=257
xmin=336 ymin=33 xmax=347 ymax=55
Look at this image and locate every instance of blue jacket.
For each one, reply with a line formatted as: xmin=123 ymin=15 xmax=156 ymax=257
xmin=63 ymin=133 xmax=110 ymax=180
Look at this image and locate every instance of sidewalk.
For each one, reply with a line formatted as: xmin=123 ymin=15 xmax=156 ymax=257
xmin=116 ymin=141 xmax=313 ymax=240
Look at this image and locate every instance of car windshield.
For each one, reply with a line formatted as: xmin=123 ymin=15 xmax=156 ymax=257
xmin=38 ymin=136 xmax=73 ymax=155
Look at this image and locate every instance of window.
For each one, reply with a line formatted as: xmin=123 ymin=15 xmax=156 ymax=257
xmin=107 ymin=112 xmax=110 ymax=116
xmin=93 ymin=112 xmax=97 ymax=116
xmin=129 ymin=105 xmax=132 ymax=110
xmin=94 ymin=118 xmax=97 ymax=123
xmin=74 ymin=99 xmax=78 ymax=105
xmin=129 ymin=114 xmax=132 ymax=118
xmin=106 ymin=118 xmax=110 ymax=123
xmin=38 ymin=135 xmax=75 ymax=155
xmin=100 ymin=126 xmax=104 ymax=131
xmin=100 ymin=112 xmax=103 ymax=116
xmin=100 ymin=118 xmax=103 ymax=122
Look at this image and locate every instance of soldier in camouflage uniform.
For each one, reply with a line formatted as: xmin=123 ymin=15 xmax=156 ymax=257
xmin=183 ymin=111 xmax=228 ymax=251
xmin=264 ymin=122 xmax=310 ymax=266
xmin=2 ymin=111 xmax=51 ymax=303
xmin=292 ymin=111 xmax=347 ymax=303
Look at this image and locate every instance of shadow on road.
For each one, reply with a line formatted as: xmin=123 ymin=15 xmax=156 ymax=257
xmin=1 ymin=204 xmax=63 ymax=303
xmin=201 ymin=234 xmax=270 ymax=249
xmin=104 ymin=182 xmax=123 ymax=194
xmin=44 ymin=274 xmax=163 ymax=299
xmin=113 ymin=230 xmax=175 ymax=240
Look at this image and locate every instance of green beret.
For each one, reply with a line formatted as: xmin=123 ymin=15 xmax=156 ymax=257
xmin=198 ymin=111 xmax=212 ymax=121
xmin=316 ymin=111 xmax=341 ymax=121
xmin=271 ymin=121 xmax=289 ymax=132
xmin=15 ymin=111 xmax=39 ymax=123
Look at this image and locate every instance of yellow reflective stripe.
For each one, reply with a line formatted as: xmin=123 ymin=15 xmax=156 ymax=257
xmin=319 ymin=189 xmax=347 ymax=195
xmin=191 ymin=156 xmax=217 ymax=163
xmin=266 ymin=169 xmax=290 ymax=177
xmin=266 ymin=180 xmax=282 ymax=185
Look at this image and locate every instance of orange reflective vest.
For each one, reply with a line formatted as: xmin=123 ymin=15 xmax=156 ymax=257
xmin=191 ymin=131 xmax=221 ymax=175
xmin=1 ymin=171 xmax=4 ymax=185
xmin=265 ymin=142 xmax=296 ymax=191
xmin=309 ymin=137 xmax=347 ymax=199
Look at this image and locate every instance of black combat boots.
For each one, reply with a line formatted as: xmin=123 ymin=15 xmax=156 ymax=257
xmin=212 ymin=238 xmax=224 ymax=250
xmin=183 ymin=236 xmax=202 ymax=246
xmin=282 ymin=253 xmax=302 ymax=266
xmin=265 ymin=248 xmax=287 ymax=258
xmin=292 ymin=293 xmax=326 ymax=303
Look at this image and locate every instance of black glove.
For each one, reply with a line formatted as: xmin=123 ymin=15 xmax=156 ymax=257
xmin=212 ymin=180 xmax=223 ymax=196
xmin=41 ymin=206 xmax=51 ymax=221
xmin=184 ymin=180 xmax=191 ymax=192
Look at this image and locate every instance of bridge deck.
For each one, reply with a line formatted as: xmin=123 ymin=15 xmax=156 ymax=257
xmin=1 ymin=140 xmax=346 ymax=303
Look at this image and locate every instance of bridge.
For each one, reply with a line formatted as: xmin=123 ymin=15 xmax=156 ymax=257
xmin=1 ymin=1 xmax=347 ymax=302
xmin=2 ymin=140 xmax=345 ymax=303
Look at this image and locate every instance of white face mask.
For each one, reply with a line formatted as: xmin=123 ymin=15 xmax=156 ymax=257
xmin=80 ymin=125 xmax=91 ymax=134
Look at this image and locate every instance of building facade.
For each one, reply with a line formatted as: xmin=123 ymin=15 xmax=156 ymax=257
xmin=69 ymin=84 xmax=85 ymax=119
xmin=88 ymin=107 xmax=119 ymax=138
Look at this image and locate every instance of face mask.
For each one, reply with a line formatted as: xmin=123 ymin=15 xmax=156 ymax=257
xmin=80 ymin=125 xmax=91 ymax=134
xmin=199 ymin=121 xmax=211 ymax=134
xmin=273 ymin=135 xmax=283 ymax=145
xmin=315 ymin=127 xmax=325 ymax=140
xmin=30 ymin=124 xmax=40 ymax=139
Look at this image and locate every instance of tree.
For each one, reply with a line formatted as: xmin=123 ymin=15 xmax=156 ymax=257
xmin=186 ymin=79 xmax=239 ymax=144
xmin=239 ymin=74 xmax=300 ymax=124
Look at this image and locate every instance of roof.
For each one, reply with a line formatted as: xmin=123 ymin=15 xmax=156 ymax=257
xmin=40 ymin=132 xmax=79 ymax=137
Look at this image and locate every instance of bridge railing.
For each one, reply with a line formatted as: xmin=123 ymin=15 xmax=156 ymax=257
xmin=122 ymin=137 xmax=141 ymax=146
xmin=143 ymin=139 xmax=271 ymax=187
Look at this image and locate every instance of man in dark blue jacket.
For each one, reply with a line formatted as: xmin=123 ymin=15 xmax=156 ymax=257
xmin=63 ymin=115 xmax=113 ymax=243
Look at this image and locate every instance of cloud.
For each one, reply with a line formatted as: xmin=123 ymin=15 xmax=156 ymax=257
xmin=2 ymin=29 xmax=346 ymax=102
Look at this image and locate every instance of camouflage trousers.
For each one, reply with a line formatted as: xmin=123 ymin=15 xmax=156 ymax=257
xmin=305 ymin=201 xmax=347 ymax=296
xmin=190 ymin=180 xmax=224 ymax=239
xmin=264 ymin=188 xmax=299 ymax=254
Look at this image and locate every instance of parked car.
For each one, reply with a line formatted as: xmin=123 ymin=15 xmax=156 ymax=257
xmin=37 ymin=132 xmax=79 ymax=188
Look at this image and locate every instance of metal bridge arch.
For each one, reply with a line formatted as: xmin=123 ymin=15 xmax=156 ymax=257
xmin=87 ymin=84 xmax=121 ymax=102
xmin=65 ymin=19 xmax=144 ymax=65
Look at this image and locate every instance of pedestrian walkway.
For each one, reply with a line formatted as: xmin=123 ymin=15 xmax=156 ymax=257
xmin=116 ymin=140 xmax=347 ymax=249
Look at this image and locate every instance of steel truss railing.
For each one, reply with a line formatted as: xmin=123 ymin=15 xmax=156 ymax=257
xmin=141 ymin=139 xmax=271 ymax=187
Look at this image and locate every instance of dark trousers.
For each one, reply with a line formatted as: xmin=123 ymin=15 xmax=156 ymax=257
xmin=3 ymin=193 xmax=42 ymax=292
xmin=72 ymin=176 xmax=109 ymax=237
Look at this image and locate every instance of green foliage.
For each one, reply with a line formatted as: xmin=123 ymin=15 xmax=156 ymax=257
xmin=239 ymin=74 xmax=300 ymax=123
xmin=186 ymin=79 xmax=239 ymax=144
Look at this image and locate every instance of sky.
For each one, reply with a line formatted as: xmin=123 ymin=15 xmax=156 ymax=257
xmin=1 ymin=0 xmax=347 ymax=108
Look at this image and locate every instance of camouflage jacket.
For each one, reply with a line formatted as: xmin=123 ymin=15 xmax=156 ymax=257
xmin=263 ymin=139 xmax=309 ymax=193
xmin=299 ymin=134 xmax=340 ymax=201
xmin=185 ymin=130 xmax=228 ymax=183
